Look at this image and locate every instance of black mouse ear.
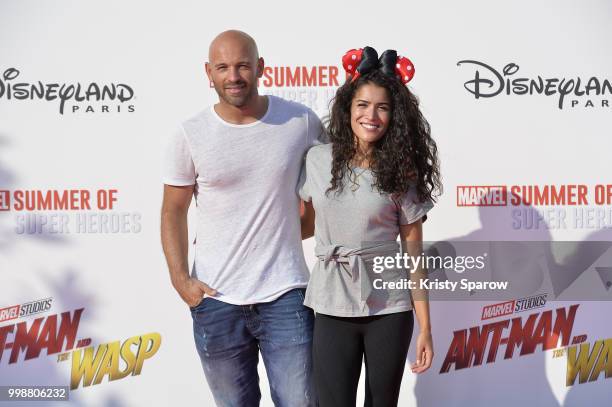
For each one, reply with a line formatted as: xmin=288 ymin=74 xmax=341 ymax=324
xmin=379 ymin=49 xmax=398 ymax=77
xmin=356 ymin=46 xmax=379 ymax=75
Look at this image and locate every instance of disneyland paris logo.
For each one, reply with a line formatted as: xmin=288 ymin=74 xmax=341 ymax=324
xmin=0 ymin=68 xmax=135 ymax=114
xmin=457 ymin=60 xmax=612 ymax=109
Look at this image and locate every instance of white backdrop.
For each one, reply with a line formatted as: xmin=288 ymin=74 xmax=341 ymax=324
xmin=1 ymin=0 xmax=611 ymax=405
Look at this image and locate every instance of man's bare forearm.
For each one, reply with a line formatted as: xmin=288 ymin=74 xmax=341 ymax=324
xmin=161 ymin=206 xmax=190 ymax=287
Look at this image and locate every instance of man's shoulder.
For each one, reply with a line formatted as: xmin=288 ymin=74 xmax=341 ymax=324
xmin=181 ymin=107 xmax=215 ymax=135
xmin=183 ymin=106 xmax=212 ymax=126
xmin=269 ymin=95 xmax=317 ymax=118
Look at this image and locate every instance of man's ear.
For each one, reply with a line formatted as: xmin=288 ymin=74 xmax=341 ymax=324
xmin=256 ymin=57 xmax=265 ymax=78
xmin=205 ymin=62 xmax=212 ymax=81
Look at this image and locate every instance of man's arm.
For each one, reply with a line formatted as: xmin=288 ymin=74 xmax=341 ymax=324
xmin=161 ymin=184 xmax=216 ymax=307
xmin=300 ymin=200 xmax=315 ymax=240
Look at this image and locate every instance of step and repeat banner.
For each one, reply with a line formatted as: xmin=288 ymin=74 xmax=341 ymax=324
xmin=1 ymin=0 xmax=610 ymax=406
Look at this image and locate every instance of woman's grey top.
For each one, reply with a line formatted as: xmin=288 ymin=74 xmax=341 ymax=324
xmin=298 ymin=143 xmax=434 ymax=317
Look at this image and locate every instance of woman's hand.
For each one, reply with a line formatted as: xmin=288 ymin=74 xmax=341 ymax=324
xmin=411 ymin=330 xmax=433 ymax=373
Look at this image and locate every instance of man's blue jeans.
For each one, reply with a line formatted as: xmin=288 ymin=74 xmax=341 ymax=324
xmin=190 ymin=288 xmax=315 ymax=407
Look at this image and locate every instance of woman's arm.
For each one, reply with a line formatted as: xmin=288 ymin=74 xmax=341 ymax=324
xmin=300 ymin=200 xmax=315 ymax=240
xmin=399 ymin=220 xmax=433 ymax=373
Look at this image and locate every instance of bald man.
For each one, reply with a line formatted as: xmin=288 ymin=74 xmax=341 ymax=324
xmin=161 ymin=30 xmax=321 ymax=406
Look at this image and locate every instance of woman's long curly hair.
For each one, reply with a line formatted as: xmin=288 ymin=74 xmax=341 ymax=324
xmin=326 ymin=70 xmax=442 ymax=203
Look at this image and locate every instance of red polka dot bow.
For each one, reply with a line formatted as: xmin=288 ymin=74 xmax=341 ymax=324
xmin=342 ymin=46 xmax=415 ymax=84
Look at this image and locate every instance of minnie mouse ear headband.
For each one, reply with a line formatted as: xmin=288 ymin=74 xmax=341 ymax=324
xmin=342 ymin=46 xmax=415 ymax=85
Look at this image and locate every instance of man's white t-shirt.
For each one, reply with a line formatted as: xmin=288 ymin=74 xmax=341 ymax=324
xmin=164 ymin=95 xmax=322 ymax=305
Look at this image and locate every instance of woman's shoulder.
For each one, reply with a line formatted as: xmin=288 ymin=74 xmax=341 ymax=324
xmin=306 ymin=143 xmax=332 ymax=162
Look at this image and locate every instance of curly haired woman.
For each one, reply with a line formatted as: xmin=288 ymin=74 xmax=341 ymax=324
xmin=299 ymin=46 xmax=442 ymax=407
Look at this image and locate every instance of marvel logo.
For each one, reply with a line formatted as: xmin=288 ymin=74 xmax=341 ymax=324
xmin=0 ymin=190 xmax=9 ymax=211
xmin=457 ymin=185 xmax=507 ymax=206
xmin=0 ymin=305 xmax=20 ymax=323
xmin=481 ymin=300 xmax=515 ymax=320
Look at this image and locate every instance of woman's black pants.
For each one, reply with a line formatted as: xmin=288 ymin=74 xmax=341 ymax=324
xmin=313 ymin=311 xmax=414 ymax=407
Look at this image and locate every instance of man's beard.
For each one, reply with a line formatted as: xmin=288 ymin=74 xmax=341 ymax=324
xmin=215 ymin=81 xmax=256 ymax=108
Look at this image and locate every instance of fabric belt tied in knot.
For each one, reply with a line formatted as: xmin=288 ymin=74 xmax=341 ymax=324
xmin=314 ymin=242 xmax=401 ymax=311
